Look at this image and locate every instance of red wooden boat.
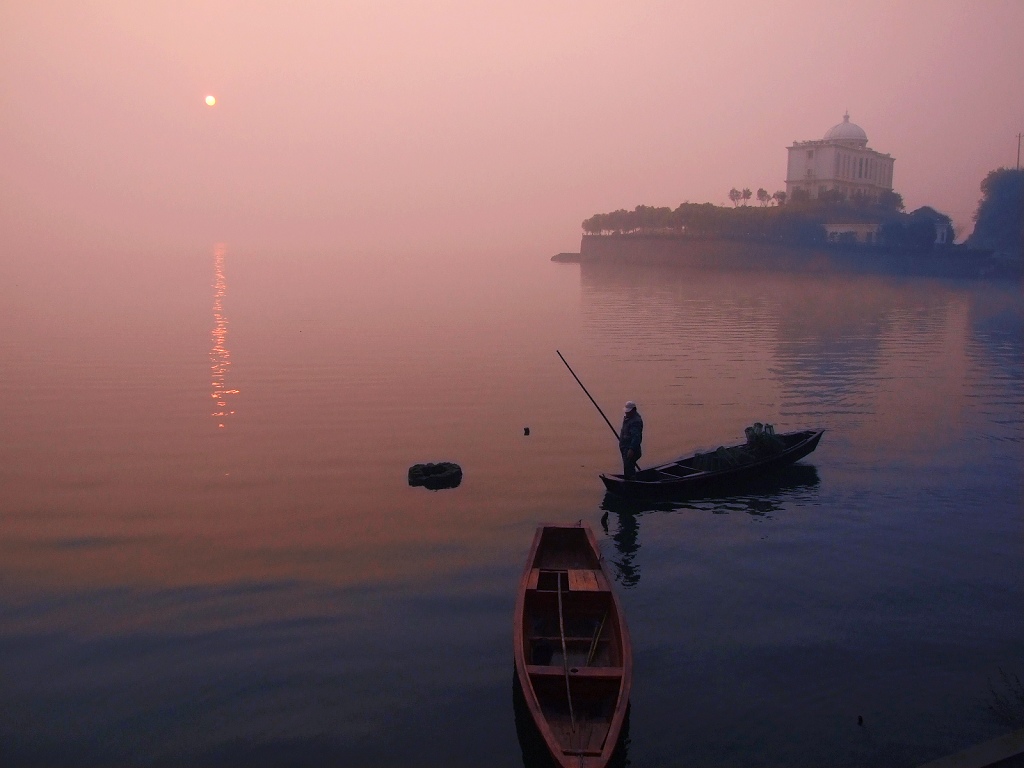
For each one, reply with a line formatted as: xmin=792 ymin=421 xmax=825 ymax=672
xmin=513 ymin=523 xmax=632 ymax=768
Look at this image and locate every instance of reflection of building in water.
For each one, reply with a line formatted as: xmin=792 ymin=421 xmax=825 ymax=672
xmin=210 ymin=244 xmax=239 ymax=427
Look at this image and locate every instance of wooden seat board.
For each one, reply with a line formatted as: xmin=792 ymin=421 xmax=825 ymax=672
xmin=526 ymin=569 xmax=540 ymax=590
xmin=567 ymin=569 xmax=600 ymax=591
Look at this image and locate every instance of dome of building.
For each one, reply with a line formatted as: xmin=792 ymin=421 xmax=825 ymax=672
xmin=824 ymin=112 xmax=868 ymax=144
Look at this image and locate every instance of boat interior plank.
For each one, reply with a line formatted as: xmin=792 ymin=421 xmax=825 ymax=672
xmin=567 ymin=570 xmax=600 ymax=591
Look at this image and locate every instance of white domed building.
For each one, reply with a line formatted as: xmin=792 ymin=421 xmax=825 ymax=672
xmin=785 ymin=113 xmax=895 ymax=203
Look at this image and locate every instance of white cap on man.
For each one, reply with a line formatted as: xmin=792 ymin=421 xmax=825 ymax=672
xmin=624 ymin=401 xmax=636 ymax=413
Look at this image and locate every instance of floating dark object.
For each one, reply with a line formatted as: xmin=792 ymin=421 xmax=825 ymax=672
xmin=600 ymin=427 xmax=824 ymax=498
xmin=408 ymin=462 xmax=462 ymax=490
xmin=524 ymin=427 xmax=530 ymax=436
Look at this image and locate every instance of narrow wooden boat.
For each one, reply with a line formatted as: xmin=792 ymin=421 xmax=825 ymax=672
xmin=600 ymin=427 xmax=824 ymax=498
xmin=513 ymin=523 xmax=632 ymax=768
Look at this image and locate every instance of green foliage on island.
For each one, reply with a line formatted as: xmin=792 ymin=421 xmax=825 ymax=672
xmin=583 ymin=201 xmax=830 ymax=244
xmin=582 ymin=189 xmax=955 ymax=252
xmin=966 ymin=168 xmax=1024 ymax=258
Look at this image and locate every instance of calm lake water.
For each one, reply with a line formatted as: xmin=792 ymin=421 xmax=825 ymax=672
xmin=1 ymin=247 xmax=1021 ymax=767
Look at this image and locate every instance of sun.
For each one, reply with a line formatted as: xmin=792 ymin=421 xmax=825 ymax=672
xmin=205 ymin=95 xmax=216 ymax=107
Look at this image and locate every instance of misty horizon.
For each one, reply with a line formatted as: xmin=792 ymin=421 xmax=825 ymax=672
xmin=2 ymin=2 xmax=1023 ymax=259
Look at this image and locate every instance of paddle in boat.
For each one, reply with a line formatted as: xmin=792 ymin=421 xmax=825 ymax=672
xmin=513 ymin=522 xmax=632 ymax=768
xmin=601 ymin=425 xmax=825 ymax=498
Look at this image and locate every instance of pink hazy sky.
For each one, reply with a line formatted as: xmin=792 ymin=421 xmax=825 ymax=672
xmin=2 ymin=1 xmax=1022 ymax=257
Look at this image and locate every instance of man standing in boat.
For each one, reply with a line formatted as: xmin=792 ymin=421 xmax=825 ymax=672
xmin=620 ymin=401 xmax=643 ymax=479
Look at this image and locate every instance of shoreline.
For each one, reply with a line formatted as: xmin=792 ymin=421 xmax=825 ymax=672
xmin=553 ymin=234 xmax=1021 ymax=280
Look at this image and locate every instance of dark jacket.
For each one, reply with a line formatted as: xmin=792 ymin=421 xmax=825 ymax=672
xmin=619 ymin=410 xmax=643 ymax=454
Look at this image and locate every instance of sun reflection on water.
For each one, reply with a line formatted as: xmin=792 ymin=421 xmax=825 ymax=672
xmin=210 ymin=243 xmax=239 ymax=427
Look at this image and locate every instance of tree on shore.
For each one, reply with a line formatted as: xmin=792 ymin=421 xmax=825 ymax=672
xmin=966 ymin=167 xmax=1024 ymax=256
xmin=728 ymin=188 xmax=741 ymax=207
xmin=880 ymin=207 xmax=953 ymax=251
xmin=741 ymin=188 xmax=752 ymax=206
xmin=772 ymin=190 xmax=787 ymax=206
xmin=756 ymin=188 xmax=770 ymax=206
xmin=878 ymin=189 xmax=905 ymax=212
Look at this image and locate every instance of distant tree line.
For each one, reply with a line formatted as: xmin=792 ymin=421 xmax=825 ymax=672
xmin=581 ymin=202 xmax=830 ymax=244
xmin=582 ymin=188 xmax=954 ymax=251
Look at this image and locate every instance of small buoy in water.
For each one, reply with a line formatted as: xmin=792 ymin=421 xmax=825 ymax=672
xmin=524 ymin=427 xmax=530 ymax=436
xmin=408 ymin=462 xmax=462 ymax=490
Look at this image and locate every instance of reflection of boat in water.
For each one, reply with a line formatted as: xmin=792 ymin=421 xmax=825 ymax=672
xmin=513 ymin=524 xmax=632 ymax=768
xmin=601 ymin=428 xmax=824 ymax=498
xmin=599 ymin=464 xmax=822 ymax=588
xmin=601 ymin=463 xmax=822 ymax=516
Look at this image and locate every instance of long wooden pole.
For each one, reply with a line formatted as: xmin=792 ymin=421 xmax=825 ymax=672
xmin=556 ymin=350 xmax=620 ymax=441
xmin=556 ymin=574 xmax=576 ymax=732
xmin=586 ymin=610 xmax=608 ymax=666
xmin=557 ymin=350 xmax=642 ymax=473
